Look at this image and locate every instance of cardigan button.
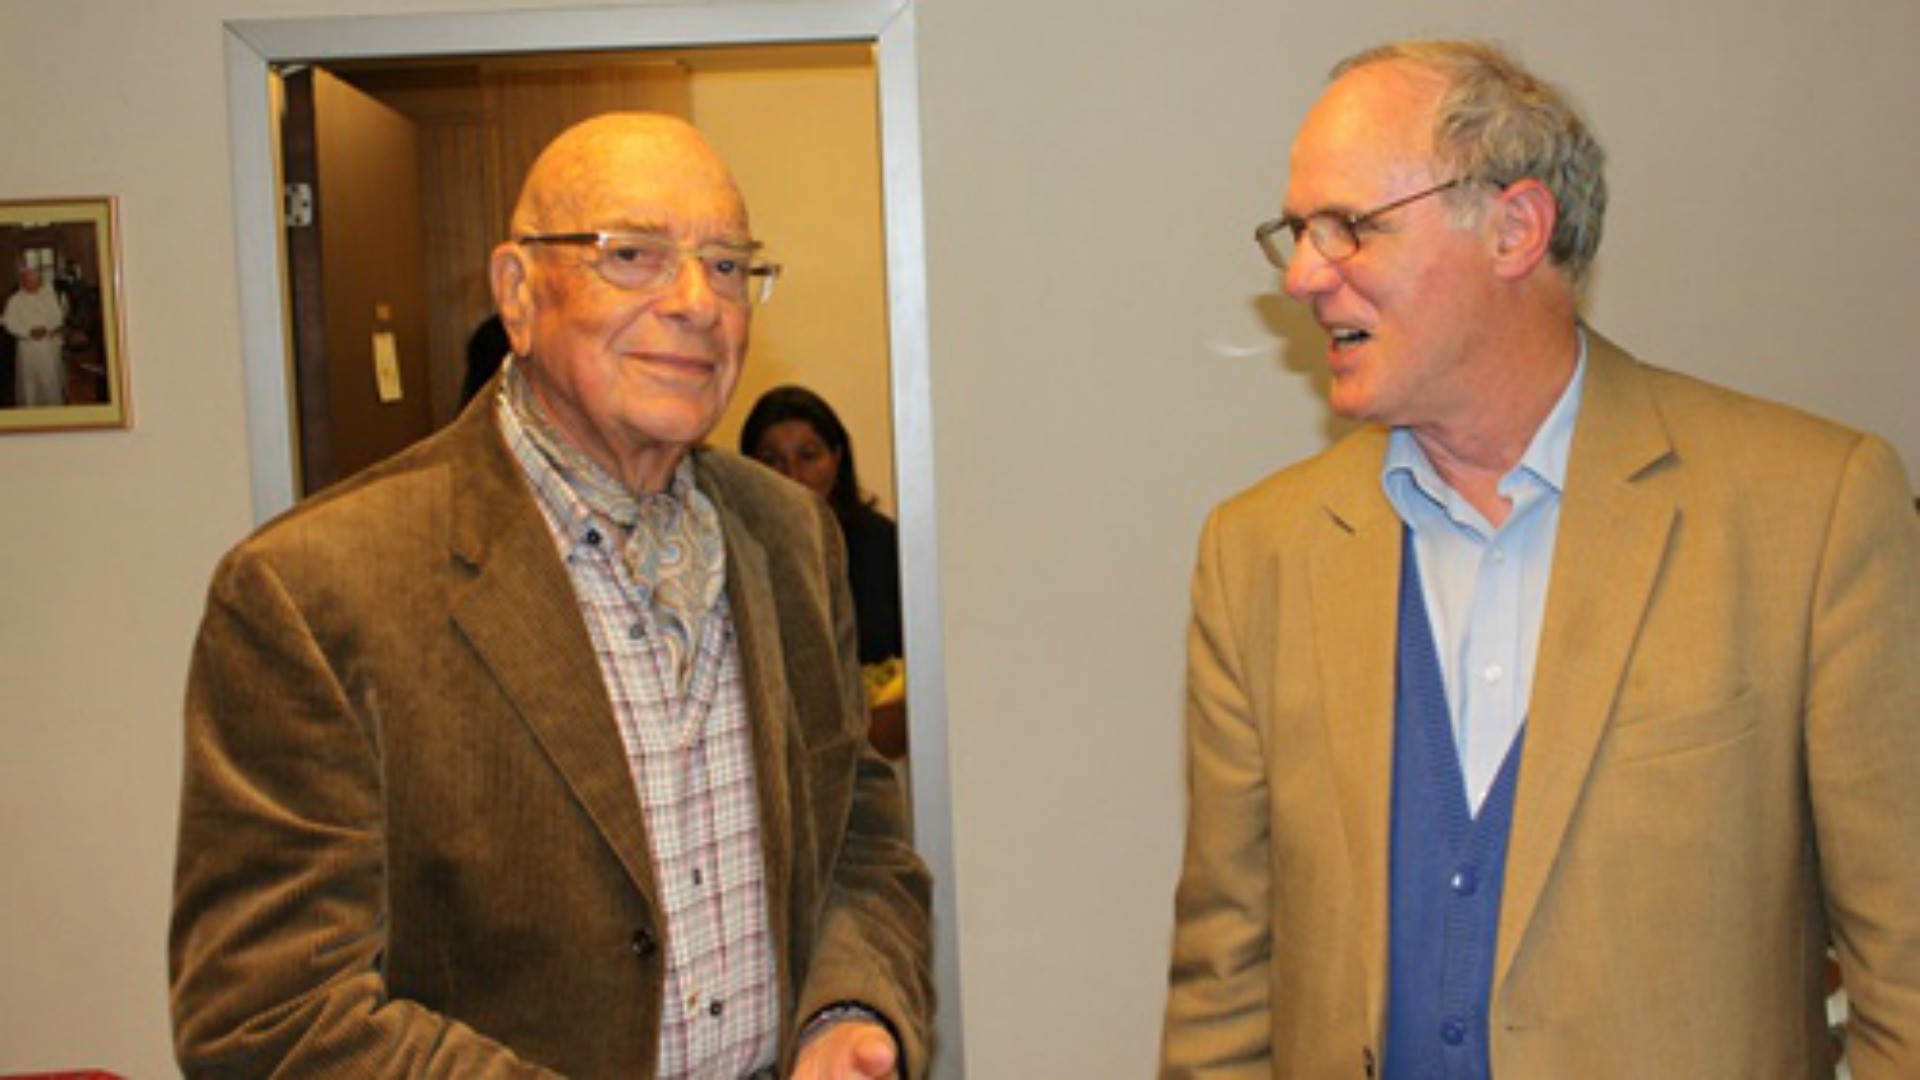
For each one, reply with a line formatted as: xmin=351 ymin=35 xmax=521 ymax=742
xmin=1450 ymin=865 xmax=1480 ymax=896
xmin=631 ymin=928 xmax=659 ymax=960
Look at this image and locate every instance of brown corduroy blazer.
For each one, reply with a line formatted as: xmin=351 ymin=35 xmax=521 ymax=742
xmin=170 ymin=395 xmax=932 ymax=1077
xmin=1161 ymin=333 xmax=1920 ymax=1078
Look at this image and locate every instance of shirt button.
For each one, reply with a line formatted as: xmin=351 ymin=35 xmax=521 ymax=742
xmin=1483 ymin=662 xmax=1504 ymax=683
xmin=709 ymin=1000 xmax=725 ymax=1018
xmin=628 ymin=623 xmax=645 ymax=641
xmin=1491 ymin=548 xmax=1507 ymax=564
xmin=585 ymin=528 xmax=603 ymax=546
xmin=1440 ymin=1019 xmax=1467 ymax=1046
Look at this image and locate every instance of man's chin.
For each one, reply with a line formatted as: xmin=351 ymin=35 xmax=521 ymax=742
xmin=1325 ymin=380 xmax=1375 ymax=423
xmin=619 ymin=403 xmax=723 ymax=454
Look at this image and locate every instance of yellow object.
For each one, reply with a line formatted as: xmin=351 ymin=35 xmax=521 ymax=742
xmin=863 ymin=656 xmax=906 ymax=706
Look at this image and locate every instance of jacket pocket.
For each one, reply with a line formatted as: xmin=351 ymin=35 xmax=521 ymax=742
xmin=1602 ymin=686 xmax=1757 ymax=763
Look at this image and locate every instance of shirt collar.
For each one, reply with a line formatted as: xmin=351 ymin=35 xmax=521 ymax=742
xmin=496 ymin=357 xmax=705 ymax=549
xmin=1516 ymin=326 xmax=1588 ymax=497
xmin=1383 ymin=327 xmax=1589 ymax=523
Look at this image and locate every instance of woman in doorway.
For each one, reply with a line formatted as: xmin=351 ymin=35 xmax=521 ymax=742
xmin=740 ymin=384 xmax=904 ymax=667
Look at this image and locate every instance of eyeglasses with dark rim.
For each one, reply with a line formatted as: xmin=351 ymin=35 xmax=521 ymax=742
xmin=1253 ymin=177 xmax=1478 ymax=271
xmin=515 ymin=231 xmax=783 ymax=305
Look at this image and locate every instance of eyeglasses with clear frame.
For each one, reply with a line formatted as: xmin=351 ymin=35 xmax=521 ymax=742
xmin=515 ymin=231 xmax=783 ymax=305
xmin=1253 ymin=177 xmax=1476 ymax=271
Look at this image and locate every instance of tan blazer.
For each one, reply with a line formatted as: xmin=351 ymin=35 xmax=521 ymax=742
xmin=171 ymin=395 xmax=932 ymax=1077
xmin=1162 ymin=333 xmax=1920 ymax=1078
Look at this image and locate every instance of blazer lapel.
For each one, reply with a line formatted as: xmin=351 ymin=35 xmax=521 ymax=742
xmin=707 ymin=479 xmax=796 ymax=902
xmin=1309 ymin=434 xmax=1403 ymax=1036
xmin=442 ymin=408 xmax=660 ymax=903
xmin=1495 ymin=334 xmax=1679 ymax=988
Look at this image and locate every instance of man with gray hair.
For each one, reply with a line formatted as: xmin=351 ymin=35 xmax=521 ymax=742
xmin=1163 ymin=40 xmax=1919 ymax=1078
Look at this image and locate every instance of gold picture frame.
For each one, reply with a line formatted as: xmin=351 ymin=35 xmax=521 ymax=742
xmin=0 ymin=196 xmax=129 ymax=432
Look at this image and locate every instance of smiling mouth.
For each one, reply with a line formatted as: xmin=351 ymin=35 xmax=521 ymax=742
xmin=1329 ymin=328 xmax=1372 ymax=350
xmin=633 ymin=351 xmax=716 ymax=375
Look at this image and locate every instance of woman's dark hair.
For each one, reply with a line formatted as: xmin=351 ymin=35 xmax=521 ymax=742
xmin=738 ymin=384 xmax=869 ymax=519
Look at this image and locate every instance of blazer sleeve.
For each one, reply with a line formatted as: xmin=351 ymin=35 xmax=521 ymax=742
xmin=1160 ymin=508 xmax=1276 ymax=1078
xmin=787 ymin=497 xmax=935 ymax=1078
xmin=169 ymin=544 xmax=557 ymax=1079
xmin=1805 ymin=435 xmax=1920 ymax=1078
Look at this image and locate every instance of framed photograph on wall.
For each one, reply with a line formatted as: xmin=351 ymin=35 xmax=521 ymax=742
xmin=0 ymin=196 xmax=129 ymax=432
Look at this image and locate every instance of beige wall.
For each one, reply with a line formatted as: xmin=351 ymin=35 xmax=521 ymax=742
xmin=0 ymin=0 xmax=1914 ymax=1075
xmin=698 ymin=53 xmax=897 ymax=513
xmin=917 ymin=7 xmax=1919 ymax=1075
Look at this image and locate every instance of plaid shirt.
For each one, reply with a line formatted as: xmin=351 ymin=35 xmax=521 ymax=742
xmin=501 ymin=399 xmax=779 ymax=1077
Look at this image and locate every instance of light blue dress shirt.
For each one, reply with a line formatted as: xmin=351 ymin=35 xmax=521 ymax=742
xmin=1382 ymin=336 xmax=1587 ymax=814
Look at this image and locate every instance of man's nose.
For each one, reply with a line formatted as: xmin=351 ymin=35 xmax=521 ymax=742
xmin=657 ymin=255 xmax=723 ymax=324
xmin=1283 ymin=242 xmax=1339 ymax=301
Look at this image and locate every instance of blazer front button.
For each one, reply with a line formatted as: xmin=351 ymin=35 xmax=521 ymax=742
xmin=631 ymin=928 xmax=659 ymax=960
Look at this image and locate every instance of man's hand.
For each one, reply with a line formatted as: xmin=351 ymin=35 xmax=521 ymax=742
xmin=790 ymin=1019 xmax=899 ymax=1079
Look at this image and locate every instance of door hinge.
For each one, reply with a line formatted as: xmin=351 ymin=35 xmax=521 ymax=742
xmin=285 ymin=182 xmax=315 ymax=228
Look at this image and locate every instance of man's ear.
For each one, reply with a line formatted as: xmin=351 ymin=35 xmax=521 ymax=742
xmin=489 ymin=241 xmax=537 ymax=357
xmin=1489 ymin=178 xmax=1557 ymax=281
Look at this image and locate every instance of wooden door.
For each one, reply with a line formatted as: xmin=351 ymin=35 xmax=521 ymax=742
xmin=280 ymin=67 xmax=434 ymax=495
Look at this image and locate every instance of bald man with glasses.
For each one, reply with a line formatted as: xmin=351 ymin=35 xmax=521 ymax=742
xmin=173 ymin=114 xmax=931 ymax=1079
xmin=1163 ymin=40 xmax=1920 ymax=1079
